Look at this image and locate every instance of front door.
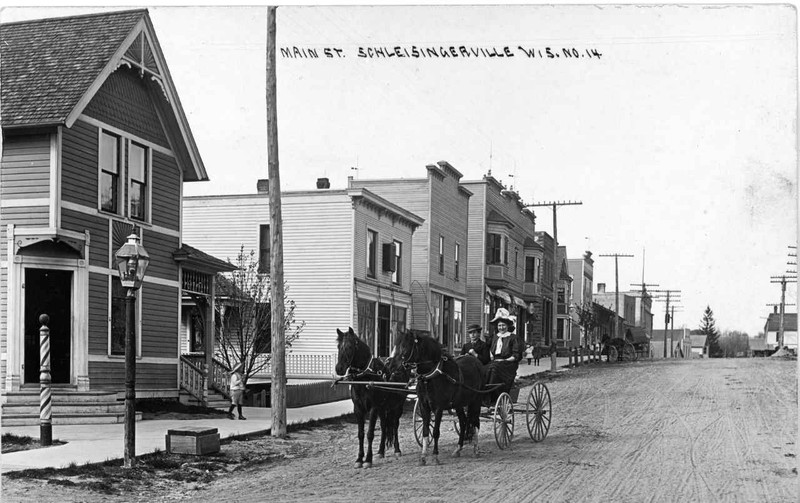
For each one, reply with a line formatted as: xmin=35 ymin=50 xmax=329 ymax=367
xmin=24 ymin=269 xmax=72 ymax=384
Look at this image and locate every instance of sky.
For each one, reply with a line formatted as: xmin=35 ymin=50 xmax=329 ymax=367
xmin=2 ymin=4 xmax=797 ymax=337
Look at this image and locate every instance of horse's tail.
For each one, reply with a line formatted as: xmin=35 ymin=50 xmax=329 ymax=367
xmin=381 ymin=409 xmax=397 ymax=444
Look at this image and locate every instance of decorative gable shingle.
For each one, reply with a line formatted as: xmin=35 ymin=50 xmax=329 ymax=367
xmin=0 ymin=10 xmax=145 ymax=127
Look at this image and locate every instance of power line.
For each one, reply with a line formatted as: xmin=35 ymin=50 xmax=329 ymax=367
xmin=598 ymin=253 xmax=634 ymax=340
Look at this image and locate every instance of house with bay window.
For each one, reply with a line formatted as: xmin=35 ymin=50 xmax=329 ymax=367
xmin=182 ymin=180 xmax=423 ymax=370
xmin=1 ymin=10 xmax=232 ymax=424
xmin=461 ymin=175 xmax=539 ymax=343
xmin=348 ymin=161 xmax=471 ymax=354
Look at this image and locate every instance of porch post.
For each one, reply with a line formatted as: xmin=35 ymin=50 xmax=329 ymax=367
xmin=205 ymin=276 xmax=215 ymax=403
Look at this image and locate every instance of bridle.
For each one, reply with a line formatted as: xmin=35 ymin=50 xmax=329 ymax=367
xmin=339 ymin=335 xmax=380 ymax=379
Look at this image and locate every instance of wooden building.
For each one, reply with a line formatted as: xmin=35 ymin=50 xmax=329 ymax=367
xmin=0 ymin=10 xmax=228 ymax=422
xmin=348 ymin=161 xmax=471 ymax=354
xmin=182 ymin=181 xmax=423 ymax=374
xmin=461 ymin=175 xmax=539 ymax=344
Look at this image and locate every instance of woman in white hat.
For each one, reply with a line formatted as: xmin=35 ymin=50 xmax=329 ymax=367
xmin=227 ymin=362 xmax=246 ymax=420
xmin=485 ymin=308 xmax=523 ymax=394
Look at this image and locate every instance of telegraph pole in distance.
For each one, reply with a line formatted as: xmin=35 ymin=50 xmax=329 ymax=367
xmin=267 ymin=6 xmax=287 ymax=438
xmin=599 ymin=253 xmax=634 ymax=340
xmin=526 ymin=200 xmax=582 ymax=371
xmin=770 ymin=275 xmax=797 ymax=350
xmin=651 ymin=289 xmax=681 ymax=358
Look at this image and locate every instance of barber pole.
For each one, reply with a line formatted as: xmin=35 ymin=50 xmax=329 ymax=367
xmin=39 ymin=313 xmax=52 ymax=446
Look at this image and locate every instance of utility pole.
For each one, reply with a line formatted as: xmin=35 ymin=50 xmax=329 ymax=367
xmin=526 ymin=200 xmax=582 ymax=371
xmin=267 ymin=6 xmax=287 ymax=438
xmin=770 ymin=275 xmax=797 ymax=350
xmin=651 ymin=289 xmax=681 ymax=358
xmin=599 ymin=253 xmax=633 ymax=341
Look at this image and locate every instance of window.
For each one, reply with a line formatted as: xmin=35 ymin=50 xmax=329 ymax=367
xmin=367 ymin=230 xmax=377 ymax=278
xmin=431 ymin=292 xmax=443 ymax=341
xmin=503 ymin=236 xmax=509 ymax=265
xmin=454 ymin=300 xmax=464 ymax=347
xmin=129 ymin=142 xmax=148 ymax=220
xmin=110 ymin=276 xmax=138 ymax=356
xmin=391 ymin=306 xmax=407 ymax=337
xmin=392 ymin=240 xmax=402 ymax=285
xmin=454 ymin=243 xmax=461 ymax=281
xmin=487 ymin=233 xmax=502 ymax=264
xmin=99 ymin=132 xmax=121 ymax=213
xmin=357 ymin=299 xmax=376 ymax=345
xmin=514 ymin=248 xmax=519 ymax=279
xmin=438 ymin=235 xmax=445 ymax=274
xmin=258 ymin=225 xmax=271 ymax=273
xmin=525 ymin=256 xmax=536 ymax=282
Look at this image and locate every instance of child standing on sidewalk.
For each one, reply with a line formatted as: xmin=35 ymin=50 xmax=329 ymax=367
xmin=227 ymin=362 xmax=246 ymax=420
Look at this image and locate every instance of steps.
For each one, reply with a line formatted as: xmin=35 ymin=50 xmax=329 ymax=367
xmin=179 ymin=389 xmax=229 ymax=410
xmin=1 ymin=389 xmax=142 ymax=426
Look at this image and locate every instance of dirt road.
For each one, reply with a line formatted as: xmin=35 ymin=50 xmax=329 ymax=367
xmin=3 ymin=358 xmax=796 ymax=502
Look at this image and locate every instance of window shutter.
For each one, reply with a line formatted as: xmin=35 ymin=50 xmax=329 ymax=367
xmin=382 ymin=242 xmax=397 ymax=272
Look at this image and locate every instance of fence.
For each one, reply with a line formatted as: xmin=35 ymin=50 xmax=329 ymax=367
xmin=252 ymin=353 xmax=337 ymax=378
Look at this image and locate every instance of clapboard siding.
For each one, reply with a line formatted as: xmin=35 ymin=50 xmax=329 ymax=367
xmin=463 ymin=181 xmax=487 ymax=327
xmin=89 ymin=361 xmax=176 ymax=389
xmin=141 ymin=284 xmax=178 ymax=357
xmin=62 ymin=119 xmax=100 ymax=207
xmin=183 ymin=195 xmax=266 ymax=261
xmin=151 ymin=151 xmax=180 ymax=231
xmin=1 ymin=206 xmax=49 ymax=227
xmin=88 ymin=272 xmax=109 ymax=354
xmin=184 ymin=192 xmax=360 ymax=356
xmin=428 ymin=171 xmax=470 ymax=298
xmin=61 ymin=207 xmax=109 ymax=268
xmin=283 ymin=194 xmax=353 ymax=354
xmin=0 ymin=134 xmax=51 ymax=200
xmin=83 ymin=67 xmax=170 ymax=148
xmin=141 ymin=229 xmax=179 ymax=282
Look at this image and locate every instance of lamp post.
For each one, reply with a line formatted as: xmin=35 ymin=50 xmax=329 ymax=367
xmin=114 ymin=233 xmax=149 ymax=468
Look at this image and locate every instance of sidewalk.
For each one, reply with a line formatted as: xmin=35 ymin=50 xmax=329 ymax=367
xmin=1 ymin=356 xmax=576 ymax=473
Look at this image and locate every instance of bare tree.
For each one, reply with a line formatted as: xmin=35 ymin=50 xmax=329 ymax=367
xmin=572 ymin=302 xmax=598 ymax=348
xmin=215 ymin=246 xmax=304 ymax=383
xmin=718 ymin=330 xmax=750 ymax=358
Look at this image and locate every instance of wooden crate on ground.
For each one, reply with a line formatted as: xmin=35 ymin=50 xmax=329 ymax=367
xmin=166 ymin=426 xmax=220 ymax=455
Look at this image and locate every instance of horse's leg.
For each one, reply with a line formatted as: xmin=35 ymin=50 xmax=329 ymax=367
xmin=469 ymin=399 xmax=482 ymax=457
xmin=392 ymin=408 xmax=402 ymax=457
xmin=364 ymin=408 xmax=378 ymax=468
xmin=419 ymin=402 xmax=431 ymax=466
xmin=431 ymin=408 xmax=444 ymax=465
xmin=453 ymin=408 xmax=467 ymax=457
xmin=377 ymin=410 xmax=387 ymax=459
xmin=354 ymin=406 xmax=365 ymax=468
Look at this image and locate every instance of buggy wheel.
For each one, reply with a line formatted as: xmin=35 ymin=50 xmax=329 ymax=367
xmin=622 ymin=341 xmax=637 ymax=361
xmin=413 ymin=398 xmax=431 ymax=447
xmin=525 ymin=382 xmax=551 ymax=442
xmin=493 ymin=392 xmax=514 ymax=450
xmin=608 ymin=346 xmax=619 ymax=362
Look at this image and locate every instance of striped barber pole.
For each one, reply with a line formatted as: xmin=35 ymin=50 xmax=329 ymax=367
xmin=39 ymin=313 xmax=52 ymax=446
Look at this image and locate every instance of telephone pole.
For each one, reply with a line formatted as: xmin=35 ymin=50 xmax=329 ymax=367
xmin=651 ymin=289 xmax=681 ymax=358
xmin=526 ymin=200 xmax=582 ymax=371
xmin=599 ymin=253 xmax=634 ymax=340
xmin=267 ymin=6 xmax=287 ymax=438
xmin=770 ymin=275 xmax=797 ymax=349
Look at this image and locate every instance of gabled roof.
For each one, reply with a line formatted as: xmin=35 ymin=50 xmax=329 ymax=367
xmin=1 ymin=9 xmax=207 ymax=182
xmin=173 ymin=244 xmax=236 ymax=274
xmin=765 ymin=313 xmax=798 ymax=332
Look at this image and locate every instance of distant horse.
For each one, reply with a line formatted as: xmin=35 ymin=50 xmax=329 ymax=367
xmin=336 ymin=327 xmax=409 ymax=468
xmin=394 ymin=329 xmax=485 ymax=466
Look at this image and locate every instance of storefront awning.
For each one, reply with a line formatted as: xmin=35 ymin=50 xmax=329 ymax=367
xmin=494 ymin=289 xmax=512 ymax=304
xmin=512 ymin=295 xmax=528 ymax=309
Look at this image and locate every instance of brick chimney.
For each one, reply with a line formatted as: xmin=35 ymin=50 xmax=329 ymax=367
xmin=256 ymin=179 xmax=269 ymax=194
xmin=598 ymin=283 xmax=606 ymax=293
xmin=316 ymin=177 xmax=330 ymax=189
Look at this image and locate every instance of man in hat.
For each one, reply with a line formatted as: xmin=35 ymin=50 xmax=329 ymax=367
xmin=485 ymin=308 xmax=523 ymax=395
xmin=461 ymin=323 xmax=490 ymax=365
xmin=227 ymin=362 xmax=246 ymax=420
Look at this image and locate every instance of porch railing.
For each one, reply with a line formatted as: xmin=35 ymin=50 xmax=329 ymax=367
xmin=210 ymin=358 xmax=231 ymax=398
xmin=179 ymin=355 xmax=205 ymax=403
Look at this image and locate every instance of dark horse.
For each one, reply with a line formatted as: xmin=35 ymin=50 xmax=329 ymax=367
xmin=336 ymin=327 xmax=409 ymax=468
xmin=394 ymin=329 xmax=485 ymax=465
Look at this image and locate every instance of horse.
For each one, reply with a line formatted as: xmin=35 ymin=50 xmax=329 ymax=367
xmin=335 ymin=327 xmax=409 ymax=468
xmin=394 ymin=329 xmax=486 ymax=466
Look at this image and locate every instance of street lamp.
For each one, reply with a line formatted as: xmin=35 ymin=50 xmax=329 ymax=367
xmin=114 ymin=232 xmax=149 ymax=468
